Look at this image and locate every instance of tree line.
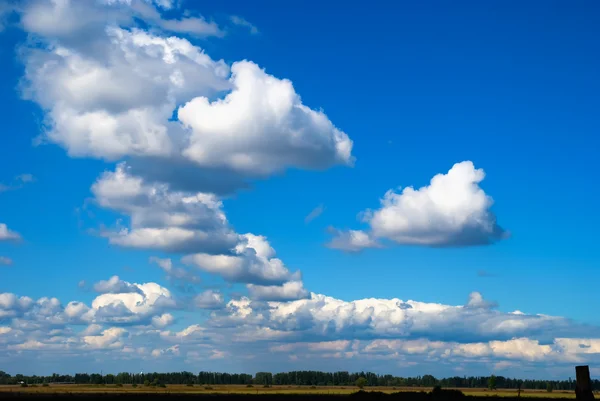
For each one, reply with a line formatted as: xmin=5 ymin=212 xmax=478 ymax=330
xmin=0 ymin=370 xmax=598 ymax=390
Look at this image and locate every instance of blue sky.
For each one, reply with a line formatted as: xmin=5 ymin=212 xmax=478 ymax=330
xmin=0 ymin=0 xmax=599 ymax=378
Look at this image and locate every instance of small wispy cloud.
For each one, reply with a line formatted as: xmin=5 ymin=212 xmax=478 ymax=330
xmin=0 ymin=174 xmax=35 ymax=192
xmin=0 ymin=256 xmax=13 ymax=266
xmin=305 ymin=204 xmax=325 ymax=224
xmin=230 ymin=15 xmax=259 ymax=34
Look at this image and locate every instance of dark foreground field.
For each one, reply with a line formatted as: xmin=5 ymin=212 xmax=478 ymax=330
xmin=0 ymin=385 xmax=580 ymax=401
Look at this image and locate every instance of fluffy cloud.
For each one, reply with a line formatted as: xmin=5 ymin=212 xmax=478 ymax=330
xmin=248 ymin=281 xmax=310 ymax=302
xmin=179 ymin=60 xmax=353 ymax=175
xmin=83 ymin=327 xmax=128 ymax=349
xmin=194 ymin=290 xmax=225 ymax=309
xmin=183 ymin=234 xmax=297 ymax=285
xmin=328 ymin=162 xmax=507 ymax=251
xmin=209 ymin=292 xmax=589 ymax=344
xmin=92 ymin=164 xmax=239 ymax=254
xmin=93 ymin=275 xmax=143 ymax=295
xmin=92 ymin=281 xmax=176 ymax=323
xmin=20 ymin=3 xmax=353 ymax=193
xmin=0 ymin=223 xmax=21 ymax=241
xmin=151 ymin=313 xmax=175 ymax=328
xmin=2 ymin=285 xmax=600 ymax=374
xmin=0 ymin=293 xmax=34 ymax=319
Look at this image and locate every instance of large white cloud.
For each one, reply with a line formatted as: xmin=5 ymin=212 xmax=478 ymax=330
xmin=19 ymin=2 xmax=353 ymax=193
xmin=3 ymin=286 xmax=600 ymax=373
xmin=329 ymin=161 xmax=507 ymax=251
xmin=179 ymin=60 xmax=354 ymax=175
xmin=209 ymin=291 xmax=587 ymax=344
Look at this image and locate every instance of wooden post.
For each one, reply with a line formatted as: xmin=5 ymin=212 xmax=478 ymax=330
xmin=576 ymin=365 xmax=595 ymax=401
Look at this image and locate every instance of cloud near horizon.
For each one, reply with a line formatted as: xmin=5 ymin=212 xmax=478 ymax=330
xmin=2 ymin=284 xmax=600 ymax=376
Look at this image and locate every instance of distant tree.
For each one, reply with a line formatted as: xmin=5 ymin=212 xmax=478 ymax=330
xmin=356 ymin=377 xmax=368 ymax=389
xmin=488 ymin=375 xmax=497 ymax=391
xmin=547 ymin=382 xmax=553 ymax=393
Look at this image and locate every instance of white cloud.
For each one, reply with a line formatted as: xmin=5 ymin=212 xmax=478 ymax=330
xmin=194 ymin=290 xmax=224 ymax=309
xmin=329 ymin=161 xmax=507 ymax=250
xmin=248 ymin=281 xmax=309 ymax=302
xmin=180 ymin=60 xmax=353 ymax=175
xmin=83 ymin=327 xmax=127 ymax=349
xmin=466 ymin=291 xmax=498 ymax=310
xmin=183 ymin=234 xmax=296 ymax=285
xmin=151 ymin=313 xmax=175 ymax=328
xmin=20 ymin=0 xmax=223 ymax=43
xmin=22 ymin=25 xmax=229 ymax=161
xmin=151 ymin=344 xmax=180 ymax=357
xmin=0 ymin=293 xmax=34 ymax=319
xmin=93 ymin=275 xmax=143 ymax=295
xmin=326 ymin=228 xmax=380 ymax=252
xmin=81 ymin=324 xmax=103 ymax=336
xmin=211 ymin=291 xmax=584 ymax=344
xmin=19 ymin=3 xmax=353 ymax=195
xmin=92 ymin=164 xmax=239 ymax=254
xmin=91 ymin=281 xmax=176 ymax=323
xmin=0 ymin=223 xmax=21 ymax=241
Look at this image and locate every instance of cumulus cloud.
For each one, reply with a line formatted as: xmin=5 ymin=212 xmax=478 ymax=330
xmin=2 ymin=286 xmax=600 ymax=373
xmin=247 ymin=281 xmax=309 ymax=302
xmin=466 ymin=292 xmax=498 ymax=310
xmin=183 ymin=234 xmax=297 ymax=285
xmin=0 ymin=293 xmax=34 ymax=319
xmin=92 ymin=281 xmax=176 ymax=324
xmin=0 ymin=223 xmax=21 ymax=241
xmin=83 ymin=327 xmax=127 ymax=349
xmin=151 ymin=313 xmax=175 ymax=328
xmin=328 ymin=162 xmax=507 ymax=251
xmin=19 ymin=2 xmax=353 ymax=194
xmin=210 ymin=292 xmax=589 ymax=344
xmin=92 ymin=164 xmax=239 ymax=254
xmin=180 ymin=60 xmax=353 ymax=175
xmin=194 ymin=290 xmax=224 ymax=309
xmin=93 ymin=275 xmax=144 ymax=295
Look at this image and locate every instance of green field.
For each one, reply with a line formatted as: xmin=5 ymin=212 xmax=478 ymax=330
xmin=0 ymin=384 xmax=580 ymax=397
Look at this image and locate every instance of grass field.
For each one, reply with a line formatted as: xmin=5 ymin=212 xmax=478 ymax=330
xmin=0 ymin=384 xmax=580 ymax=397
